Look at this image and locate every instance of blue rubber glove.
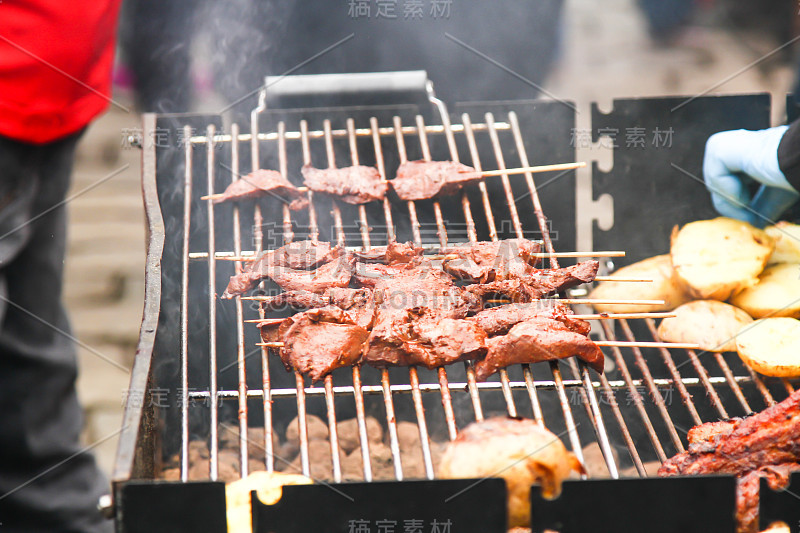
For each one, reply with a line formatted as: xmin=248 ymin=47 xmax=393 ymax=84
xmin=703 ymin=126 xmax=800 ymax=227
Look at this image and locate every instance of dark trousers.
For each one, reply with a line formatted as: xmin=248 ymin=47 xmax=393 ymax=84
xmin=0 ymin=132 xmax=112 ymax=533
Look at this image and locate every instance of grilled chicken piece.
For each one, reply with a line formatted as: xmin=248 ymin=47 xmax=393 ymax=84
xmin=439 ymin=417 xmax=584 ymax=528
xmin=390 ymin=160 xmax=479 ymax=200
xmin=473 ymin=316 xmax=604 ymax=381
xmin=277 ymin=307 xmax=368 ymax=381
xmin=212 ymin=169 xmax=308 ymax=210
xmin=442 ymin=239 xmax=543 ymax=283
xmin=301 ymin=165 xmax=387 ymax=204
xmin=222 ymin=241 xmax=340 ymax=298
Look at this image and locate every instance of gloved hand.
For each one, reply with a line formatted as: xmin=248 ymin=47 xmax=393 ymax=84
xmin=703 ymin=126 xmax=800 ymax=227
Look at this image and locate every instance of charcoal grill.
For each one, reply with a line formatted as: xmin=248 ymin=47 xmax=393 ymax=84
xmin=112 ymin=72 xmax=798 ymax=533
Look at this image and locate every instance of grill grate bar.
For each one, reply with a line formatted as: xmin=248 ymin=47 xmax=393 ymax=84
xmin=188 ymin=374 xmax=755 ymax=400
xmin=599 ymin=320 xmax=668 ymax=463
xmin=180 ymin=125 xmax=193 ymax=482
xmin=188 ymin=122 xmax=512 ymax=146
xmin=645 ymin=319 xmax=728 ymax=420
xmin=229 ymin=124 xmax=250 ymax=478
xmin=206 ymin=125 xmax=220 ymax=481
xmin=619 ymin=319 xmax=684 ymax=454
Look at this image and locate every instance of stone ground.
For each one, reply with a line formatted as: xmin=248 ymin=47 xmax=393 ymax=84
xmin=68 ymin=0 xmax=797 ymax=477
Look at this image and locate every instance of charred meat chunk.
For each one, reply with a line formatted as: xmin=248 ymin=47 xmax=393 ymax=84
xmin=301 ymin=165 xmax=387 ymax=204
xmin=659 ymin=389 xmax=800 ymax=533
xmin=390 ymin=160 xmax=480 ymax=201
xmin=473 ymin=316 xmax=604 ymax=381
xmin=277 ymin=307 xmax=368 ymax=381
xmin=212 ymin=169 xmax=308 ymax=210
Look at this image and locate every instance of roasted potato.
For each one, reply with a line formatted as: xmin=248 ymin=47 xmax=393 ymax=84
xmin=729 ymin=263 xmax=800 ymax=319
xmin=438 ymin=417 xmax=583 ymax=528
xmin=765 ymin=222 xmax=800 ymax=264
xmin=670 ymin=217 xmax=774 ymax=300
xmin=736 ymin=317 xmax=800 ymax=377
xmin=656 ymin=300 xmax=753 ymax=352
xmin=226 ymin=471 xmax=312 ymax=533
xmin=589 ymin=254 xmax=692 ymax=312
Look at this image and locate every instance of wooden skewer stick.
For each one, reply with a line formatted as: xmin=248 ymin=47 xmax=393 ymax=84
xmin=459 ymin=161 xmax=587 ymax=179
xmin=201 ymin=250 xmax=627 ymax=262
xmin=244 ymin=312 xmax=675 ymax=324
xmin=256 ymin=339 xmax=699 ymax=350
xmin=200 ymin=187 xmax=309 ymax=201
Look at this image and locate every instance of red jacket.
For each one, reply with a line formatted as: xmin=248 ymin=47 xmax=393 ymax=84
xmin=0 ymin=0 xmax=121 ymax=144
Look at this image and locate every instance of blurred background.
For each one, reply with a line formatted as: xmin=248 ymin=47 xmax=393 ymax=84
xmin=72 ymin=0 xmax=800 ymax=475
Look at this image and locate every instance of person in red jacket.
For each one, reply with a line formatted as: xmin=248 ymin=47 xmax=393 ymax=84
xmin=0 ymin=2 xmax=121 ymax=532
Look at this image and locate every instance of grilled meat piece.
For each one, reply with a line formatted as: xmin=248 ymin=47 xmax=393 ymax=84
xmin=277 ymin=307 xmax=369 ymax=381
xmin=391 ymin=160 xmax=479 ymax=201
xmin=261 ymin=290 xmax=331 ymax=311
xmin=442 ymin=239 xmax=543 ymax=283
xmin=221 ymin=241 xmax=341 ymax=298
xmin=737 ymin=464 xmax=800 ymax=533
xmin=270 ymin=253 xmax=355 ymax=293
xmin=659 ymin=389 xmax=800 ymax=533
xmin=353 ymin=241 xmax=424 ymax=264
xmin=462 ymin=261 xmax=599 ymax=304
xmin=212 ymin=169 xmax=308 ymax=210
xmin=468 ymin=301 xmax=585 ymax=337
xmin=658 ymin=389 xmax=800 ymax=478
xmin=473 ymin=316 xmax=604 ymax=381
xmin=301 ymin=165 xmax=387 ymax=204
xmin=328 ymin=287 xmax=376 ymax=330
xmin=363 ymin=307 xmax=487 ymax=369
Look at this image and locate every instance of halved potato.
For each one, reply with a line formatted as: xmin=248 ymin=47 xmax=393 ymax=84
xmin=670 ymin=217 xmax=774 ymax=300
xmin=656 ymin=300 xmax=753 ymax=352
xmin=589 ymin=254 xmax=692 ymax=313
xmin=765 ymin=221 xmax=800 ymax=264
xmin=736 ymin=317 xmax=800 ymax=377
xmin=729 ymin=263 xmax=800 ymax=319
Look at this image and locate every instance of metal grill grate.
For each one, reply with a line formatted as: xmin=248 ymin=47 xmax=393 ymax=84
xmin=172 ymin=87 xmax=794 ymax=487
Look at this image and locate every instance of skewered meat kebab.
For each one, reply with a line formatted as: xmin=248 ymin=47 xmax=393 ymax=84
xmin=205 ymin=169 xmax=308 ymax=210
xmin=658 ymin=388 xmax=800 ymax=533
xmin=221 ymin=241 xmax=350 ymax=298
xmin=390 ymin=160 xmax=587 ymax=201
xmin=391 ymin=160 xmax=481 ymax=201
xmin=301 ymin=165 xmax=388 ymax=204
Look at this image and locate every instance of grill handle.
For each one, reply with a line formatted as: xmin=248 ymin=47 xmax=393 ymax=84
xmin=263 ymin=70 xmax=430 ymax=108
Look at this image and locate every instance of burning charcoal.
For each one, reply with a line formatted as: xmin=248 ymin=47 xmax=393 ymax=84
xmin=391 ymin=160 xmax=479 ymax=200
xmin=336 ymin=416 xmax=384 ymax=455
xmin=301 ymin=165 xmax=387 ymax=204
xmin=285 ymin=414 xmax=329 ymax=450
xmin=287 ymin=440 xmax=334 ymax=480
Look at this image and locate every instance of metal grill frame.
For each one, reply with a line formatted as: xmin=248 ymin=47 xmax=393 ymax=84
xmin=113 ymin=80 xmax=796 ymax=508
